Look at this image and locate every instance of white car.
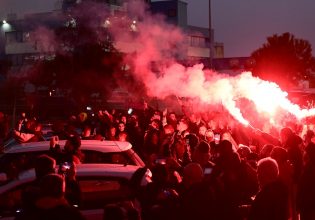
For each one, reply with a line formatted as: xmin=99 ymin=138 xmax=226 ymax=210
xmin=0 ymin=163 xmax=152 ymax=220
xmin=0 ymin=140 xmax=145 ymax=180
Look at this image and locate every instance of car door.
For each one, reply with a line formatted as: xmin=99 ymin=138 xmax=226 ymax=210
xmin=77 ymin=176 xmax=133 ymax=220
xmin=0 ymin=181 xmax=33 ymax=220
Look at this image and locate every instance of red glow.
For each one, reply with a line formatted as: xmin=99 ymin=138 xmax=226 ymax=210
xmin=107 ymin=1 xmax=315 ymax=128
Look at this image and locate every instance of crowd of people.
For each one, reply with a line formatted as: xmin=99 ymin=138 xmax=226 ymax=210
xmin=1 ymin=102 xmax=315 ymax=220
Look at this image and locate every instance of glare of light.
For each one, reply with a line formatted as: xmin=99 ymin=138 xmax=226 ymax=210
xmin=132 ymin=20 xmax=136 ymax=24
xmin=69 ymin=18 xmax=76 ymax=27
xmin=269 ymin=118 xmax=275 ymax=125
xmin=130 ymin=23 xmax=137 ymax=31
xmin=103 ymin=19 xmax=111 ymax=28
xmin=1 ymin=20 xmax=11 ymax=31
xmin=236 ymin=72 xmax=315 ymax=121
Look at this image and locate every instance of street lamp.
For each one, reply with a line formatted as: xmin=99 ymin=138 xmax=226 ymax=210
xmin=1 ymin=20 xmax=11 ymax=31
xmin=209 ymin=0 xmax=213 ymax=68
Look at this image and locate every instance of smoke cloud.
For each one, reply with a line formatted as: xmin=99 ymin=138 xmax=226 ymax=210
xmin=13 ymin=0 xmax=315 ymax=128
xmin=108 ymin=0 xmax=315 ymax=127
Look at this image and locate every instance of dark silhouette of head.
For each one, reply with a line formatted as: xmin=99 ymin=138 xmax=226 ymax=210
xmin=65 ymin=134 xmax=81 ymax=153
xmin=35 ymin=154 xmax=56 ymax=179
xmin=185 ymin=133 xmax=199 ymax=153
xmin=219 ymin=140 xmax=233 ymax=157
xmin=270 ymin=146 xmax=288 ymax=164
xmin=257 ymin=157 xmax=279 ymax=188
xmin=280 ymin=127 xmax=293 ymax=144
xmin=259 ymin=144 xmax=275 ymax=159
xmin=192 ymin=141 xmax=211 ymax=167
xmin=151 ymin=163 xmax=168 ymax=186
xmin=183 ymin=162 xmax=204 ymax=188
xmin=305 ymin=142 xmax=315 ymax=164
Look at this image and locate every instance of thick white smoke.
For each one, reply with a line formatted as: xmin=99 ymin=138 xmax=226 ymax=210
xmin=22 ymin=0 xmax=315 ymax=127
xmin=109 ymin=0 xmax=315 ymax=126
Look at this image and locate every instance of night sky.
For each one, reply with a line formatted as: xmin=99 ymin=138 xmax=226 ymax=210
xmin=1 ymin=0 xmax=315 ymax=57
xmin=188 ymin=0 xmax=315 ymax=57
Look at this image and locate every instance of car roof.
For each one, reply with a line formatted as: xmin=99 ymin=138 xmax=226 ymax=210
xmin=3 ymin=140 xmax=132 ymax=154
xmin=0 ymin=163 xmax=141 ymax=194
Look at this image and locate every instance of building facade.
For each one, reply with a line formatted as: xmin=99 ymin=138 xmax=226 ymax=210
xmin=0 ymin=0 xmax=223 ymax=69
xmin=149 ymin=0 xmax=224 ymax=63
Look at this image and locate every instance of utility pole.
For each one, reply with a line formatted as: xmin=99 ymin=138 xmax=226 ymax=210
xmin=209 ymin=0 xmax=213 ymax=69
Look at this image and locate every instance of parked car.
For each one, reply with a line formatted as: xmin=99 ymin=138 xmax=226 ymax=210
xmin=0 ymin=163 xmax=152 ymax=220
xmin=0 ymin=140 xmax=145 ymax=180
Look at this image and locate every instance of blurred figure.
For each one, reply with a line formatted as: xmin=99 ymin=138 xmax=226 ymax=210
xmin=118 ymin=131 xmax=129 ymax=142
xmin=28 ymin=122 xmax=45 ymax=142
xmin=215 ymin=140 xmax=258 ymax=219
xmin=117 ymin=121 xmax=127 ymax=134
xmin=303 ymin=129 xmax=314 ymax=147
xmin=198 ymin=124 xmax=208 ymax=141
xmin=19 ymin=155 xmax=57 ymax=217
xmin=259 ymin=144 xmax=275 ymax=159
xmin=192 ymin=141 xmax=215 ymax=172
xmin=171 ymin=137 xmax=191 ymax=168
xmin=120 ymin=115 xmax=127 ymax=125
xmin=237 ymin=144 xmax=252 ymax=161
xmin=16 ymin=112 xmax=28 ymax=133
xmin=184 ymin=133 xmax=199 ymax=156
xmin=280 ymin=127 xmax=303 ymax=184
xmin=106 ymin=126 xmax=117 ymax=141
xmin=126 ymin=114 xmax=144 ymax=155
xmin=81 ymin=126 xmax=94 ymax=140
xmin=188 ymin=113 xmax=204 ymax=135
xmin=0 ymin=112 xmax=10 ymax=147
xmin=17 ymin=174 xmax=85 ymax=220
xmin=204 ymin=129 xmax=214 ymax=143
xmin=140 ymin=164 xmax=179 ymax=220
xmin=51 ymin=120 xmax=68 ymax=140
xmin=143 ymin=129 xmax=160 ymax=163
xmin=270 ymin=147 xmax=295 ymax=219
xmin=148 ymin=119 xmax=161 ymax=131
xmin=63 ymin=163 xmax=81 ymax=207
xmin=50 ymin=135 xmax=84 ymax=164
xmin=249 ymin=157 xmax=289 ymax=220
xmin=164 ymin=111 xmax=177 ymax=131
xmin=176 ymin=118 xmax=189 ymax=137
xmin=178 ymin=163 xmax=216 ymax=220
xmin=34 ymin=155 xmax=56 ymax=181
xmin=13 ymin=120 xmax=44 ymax=143
xmin=297 ymin=143 xmax=315 ymax=220
xmin=204 ymin=129 xmax=219 ymax=161
xmin=158 ymin=124 xmax=175 ymax=158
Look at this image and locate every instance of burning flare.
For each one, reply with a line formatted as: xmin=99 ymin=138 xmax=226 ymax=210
xmin=108 ymin=0 xmax=315 ymax=127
